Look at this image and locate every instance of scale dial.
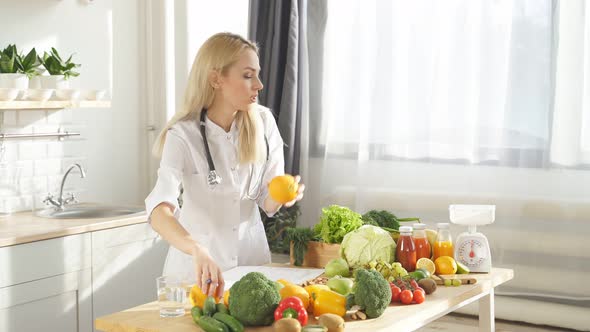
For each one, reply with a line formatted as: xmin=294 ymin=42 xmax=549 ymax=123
xmin=456 ymin=239 xmax=487 ymax=268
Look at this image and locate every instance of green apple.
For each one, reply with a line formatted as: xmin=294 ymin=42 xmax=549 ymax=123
xmin=325 ymin=258 xmax=350 ymax=277
xmin=327 ymin=276 xmax=354 ymax=295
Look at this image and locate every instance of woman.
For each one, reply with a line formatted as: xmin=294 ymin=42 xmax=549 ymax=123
xmin=145 ymin=32 xmax=305 ymax=298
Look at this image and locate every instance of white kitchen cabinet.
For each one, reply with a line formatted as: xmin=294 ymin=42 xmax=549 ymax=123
xmin=0 ymin=222 xmax=168 ymax=332
xmin=91 ymin=223 xmax=168 ymax=331
xmin=0 ymin=234 xmax=92 ymax=332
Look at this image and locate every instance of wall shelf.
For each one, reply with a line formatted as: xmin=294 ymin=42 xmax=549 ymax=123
xmin=0 ymin=100 xmax=111 ymax=110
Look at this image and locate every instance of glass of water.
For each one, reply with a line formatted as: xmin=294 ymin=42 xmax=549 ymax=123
xmin=156 ymin=276 xmax=187 ymax=317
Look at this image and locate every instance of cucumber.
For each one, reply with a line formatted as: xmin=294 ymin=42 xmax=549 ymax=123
xmin=213 ymin=312 xmax=244 ymax=332
xmin=197 ymin=316 xmax=229 ymax=332
xmin=190 ymin=306 xmax=203 ymax=324
xmin=215 ymin=303 xmax=229 ymax=315
xmin=203 ymin=296 xmax=217 ymax=316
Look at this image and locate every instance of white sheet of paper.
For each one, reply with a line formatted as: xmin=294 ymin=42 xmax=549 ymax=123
xmin=222 ymin=265 xmax=324 ymax=290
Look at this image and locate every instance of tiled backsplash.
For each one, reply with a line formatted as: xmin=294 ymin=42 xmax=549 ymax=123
xmin=0 ymin=109 xmax=87 ymax=214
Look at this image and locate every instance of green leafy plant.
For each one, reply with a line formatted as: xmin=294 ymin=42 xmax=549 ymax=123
xmin=285 ymin=227 xmax=316 ymax=266
xmin=19 ymin=48 xmax=41 ymax=78
xmin=0 ymin=45 xmax=42 ymax=78
xmin=40 ymin=47 xmax=80 ymax=79
xmin=260 ymin=204 xmax=301 ymax=254
xmin=314 ymin=205 xmax=363 ymax=244
xmin=0 ymin=44 xmax=19 ymax=73
xmin=362 ymin=210 xmax=420 ymax=230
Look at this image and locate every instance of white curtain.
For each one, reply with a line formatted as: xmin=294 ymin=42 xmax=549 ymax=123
xmin=551 ymin=0 xmax=590 ymax=166
xmin=303 ymin=0 xmax=590 ymax=328
xmin=319 ymin=0 xmax=561 ymax=167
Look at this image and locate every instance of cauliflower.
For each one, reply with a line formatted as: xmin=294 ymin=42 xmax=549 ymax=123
xmin=228 ymin=272 xmax=281 ymax=326
xmin=349 ymin=268 xmax=392 ymax=318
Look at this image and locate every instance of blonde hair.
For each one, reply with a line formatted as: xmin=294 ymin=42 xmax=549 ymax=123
xmin=152 ymin=32 xmax=265 ymax=165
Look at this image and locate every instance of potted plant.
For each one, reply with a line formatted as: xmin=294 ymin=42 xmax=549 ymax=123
xmin=39 ymin=47 xmax=80 ymax=89
xmin=20 ymin=48 xmax=43 ymax=88
xmin=261 ymin=203 xmax=300 ymax=254
xmin=287 ymin=205 xmax=364 ymax=268
xmin=286 ymin=227 xmax=317 ymax=266
xmin=0 ymin=44 xmax=28 ymax=90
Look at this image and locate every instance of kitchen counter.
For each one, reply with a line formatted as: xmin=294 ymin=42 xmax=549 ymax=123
xmin=95 ymin=267 xmax=514 ymax=332
xmin=0 ymin=208 xmax=148 ymax=247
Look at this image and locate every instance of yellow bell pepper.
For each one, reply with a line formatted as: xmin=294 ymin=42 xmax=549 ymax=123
xmin=304 ymin=285 xmax=331 ymax=312
xmin=312 ymin=288 xmax=346 ymax=317
xmin=279 ymin=283 xmax=310 ymax=310
xmin=223 ymin=289 xmax=230 ymax=307
xmin=189 ymin=285 xmax=220 ymax=307
xmin=276 ymin=279 xmax=293 ymax=287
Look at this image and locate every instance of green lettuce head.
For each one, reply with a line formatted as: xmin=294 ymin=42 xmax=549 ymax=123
xmin=314 ymin=205 xmax=363 ymax=243
xmin=340 ymin=225 xmax=396 ymax=268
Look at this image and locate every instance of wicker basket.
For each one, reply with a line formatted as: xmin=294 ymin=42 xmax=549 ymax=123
xmin=289 ymin=241 xmax=341 ymax=268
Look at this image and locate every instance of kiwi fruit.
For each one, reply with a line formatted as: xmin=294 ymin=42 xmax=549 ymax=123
xmin=418 ymin=278 xmax=437 ymax=294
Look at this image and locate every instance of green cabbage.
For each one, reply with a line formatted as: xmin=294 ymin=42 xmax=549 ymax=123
xmin=339 ymin=225 xmax=396 ymax=268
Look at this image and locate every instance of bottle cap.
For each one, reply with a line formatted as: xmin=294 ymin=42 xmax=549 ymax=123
xmin=413 ymin=223 xmax=426 ymax=230
xmin=399 ymin=226 xmax=413 ymax=233
xmin=436 ymin=223 xmax=450 ymax=229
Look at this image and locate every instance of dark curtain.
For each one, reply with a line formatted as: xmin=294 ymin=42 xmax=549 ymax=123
xmin=248 ymin=0 xmax=315 ymax=175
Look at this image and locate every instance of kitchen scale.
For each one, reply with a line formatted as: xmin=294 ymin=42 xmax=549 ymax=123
xmin=449 ymin=204 xmax=495 ymax=273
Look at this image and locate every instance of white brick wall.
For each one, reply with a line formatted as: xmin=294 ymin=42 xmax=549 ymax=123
xmin=0 ymin=109 xmax=87 ymax=214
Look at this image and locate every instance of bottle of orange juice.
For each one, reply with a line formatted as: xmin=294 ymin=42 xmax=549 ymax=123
xmin=433 ymin=223 xmax=454 ymax=260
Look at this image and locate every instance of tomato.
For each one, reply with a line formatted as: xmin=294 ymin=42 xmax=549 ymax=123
xmin=400 ymin=289 xmax=413 ymax=305
xmin=390 ymin=283 xmax=401 ymax=303
xmin=413 ymin=289 xmax=425 ymax=304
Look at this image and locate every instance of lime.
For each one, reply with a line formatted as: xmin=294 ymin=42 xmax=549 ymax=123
xmin=456 ymin=260 xmax=470 ymax=274
xmin=416 ymin=268 xmax=431 ymax=279
xmin=409 ymin=269 xmax=428 ymax=280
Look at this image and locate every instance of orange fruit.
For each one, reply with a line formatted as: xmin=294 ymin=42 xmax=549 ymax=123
xmin=189 ymin=284 xmax=220 ymax=307
xmin=434 ymin=256 xmax=458 ymax=275
xmin=268 ymin=175 xmax=298 ymax=204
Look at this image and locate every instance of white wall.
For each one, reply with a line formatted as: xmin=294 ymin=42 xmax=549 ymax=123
xmin=0 ymin=0 xmax=143 ymax=211
xmin=172 ymin=0 xmax=250 ymax=117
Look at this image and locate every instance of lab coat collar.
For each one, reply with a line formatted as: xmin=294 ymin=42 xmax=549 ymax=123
xmin=205 ymin=113 xmax=238 ymax=136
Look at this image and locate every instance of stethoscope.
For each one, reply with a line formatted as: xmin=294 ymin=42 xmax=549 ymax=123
xmin=199 ymin=109 xmax=269 ymax=200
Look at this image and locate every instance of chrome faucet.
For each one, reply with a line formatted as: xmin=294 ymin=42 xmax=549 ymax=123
xmin=43 ymin=163 xmax=86 ymax=210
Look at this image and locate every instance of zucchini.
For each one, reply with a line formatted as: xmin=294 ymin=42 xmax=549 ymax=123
xmin=203 ymin=296 xmax=217 ymax=316
xmin=197 ymin=316 xmax=229 ymax=332
xmin=213 ymin=312 xmax=244 ymax=332
xmin=190 ymin=306 xmax=203 ymax=324
xmin=215 ymin=302 xmax=229 ymax=315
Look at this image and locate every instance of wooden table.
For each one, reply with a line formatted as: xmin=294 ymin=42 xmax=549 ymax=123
xmin=95 ymin=268 xmax=513 ymax=332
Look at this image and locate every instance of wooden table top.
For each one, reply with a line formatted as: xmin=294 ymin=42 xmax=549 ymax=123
xmin=95 ymin=267 xmax=513 ymax=332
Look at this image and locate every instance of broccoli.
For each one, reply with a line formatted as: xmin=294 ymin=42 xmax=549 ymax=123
xmin=349 ymin=268 xmax=392 ymax=318
xmin=228 ymin=272 xmax=281 ymax=326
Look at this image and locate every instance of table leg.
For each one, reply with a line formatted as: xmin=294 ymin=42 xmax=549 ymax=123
xmin=479 ymin=288 xmax=495 ymax=332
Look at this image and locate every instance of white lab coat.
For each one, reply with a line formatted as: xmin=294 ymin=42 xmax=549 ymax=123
xmin=145 ymin=105 xmax=284 ymax=281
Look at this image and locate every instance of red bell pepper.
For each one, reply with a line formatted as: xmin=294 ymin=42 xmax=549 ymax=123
xmin=274 ymin=296 xmax=308 ymax=326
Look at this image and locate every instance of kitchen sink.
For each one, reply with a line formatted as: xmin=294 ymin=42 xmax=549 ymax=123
xmin=36 ymin=203 xmax=145 ymax=219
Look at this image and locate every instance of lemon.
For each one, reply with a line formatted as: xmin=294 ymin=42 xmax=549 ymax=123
xmin=416 ymin=258 xmax=436 ymax=275
xmin=434 ymin=256 xmax=458 ymax=275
